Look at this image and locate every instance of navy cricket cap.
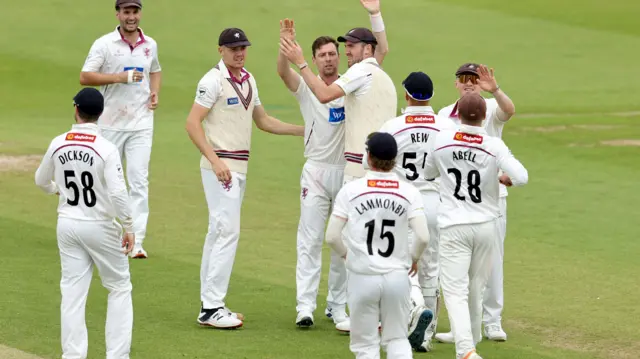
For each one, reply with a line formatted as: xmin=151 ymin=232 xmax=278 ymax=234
xmin=219 ymin=28 xmax=251 ymax=47
xmin=337 ymin=28 xmax=377 ymax=44
xmin=402 ymin=72 xmax=434 ymax=101
xmin=366 ymin=132 xmax=397 ymax=161
xmin=73 ymin=88 xmax=104 ymax=117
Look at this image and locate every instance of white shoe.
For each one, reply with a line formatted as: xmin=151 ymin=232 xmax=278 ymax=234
xmin=130 ymin=244 xmax=147 ymax=259
xmin=335 ymin=319 xmax=351 ymax=333
xmin=296 ymin=311 xmax=314 ymax=328
xmin=417 ymin=337 xmax=433 ymax=352
xmin=224 ymin=307 xmax=244 ymax=321
xmin=198 ymin=308 xmax=243 ymax=329
xmin=435 ymin=331 xmax=454 ymax=344
xmin=458 ymin=350 xmax=483 ymax=359
xmin=484 ymin=324 xmax=507 ymax=341
xmin=408 ymin=306 xmax=433 ymax=351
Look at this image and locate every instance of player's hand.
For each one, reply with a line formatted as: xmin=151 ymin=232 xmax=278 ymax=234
xmin=122 ymin=232 xmax=135 ymax=255
xmin=279 ymin=18 xmax=296 ymax=42
xmin=360 ymin=0 xmax=381 ymax=15
xmin=279 ymin=38 xmax=305 ymax=66
xmin=408 ymin=261 xmax=419 ymax=277
xmin=148 ymin=92 xmax=159 ymax=110
xmin=477 ymin=65 xmax=499 ymax=93
xmin=211 ymin=158 xmax=232 ymax=184
xmin=499 ymin=174 xmax=513 ymax=187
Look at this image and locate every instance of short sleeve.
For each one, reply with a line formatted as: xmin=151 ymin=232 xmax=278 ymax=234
xmin=292 ymin=74 xmax=307 ymax=99
xmin=253 ymin=77 xmax=262 ymax=106
xmin=334 ymin=63 xmax=371 ymax=96
xmin=331 ymin=187 xmax=350 ymax=219
xmin=81 ymin=40 xmax=106 ymax=73
xmin=150 ymin=42 xmax=161 ymax=73
xmin=407 ymin=189 xmax=425 ymax=219
xmin=194 ymin=72 xmax=221 ymax=109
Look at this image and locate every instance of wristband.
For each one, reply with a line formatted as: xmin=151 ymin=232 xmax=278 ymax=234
xmin=491 ymin=85 xmax=501 ymax=94
xmin=370 ymin=12 xmax=385 ymax=32
xmin=298 ymin=62 xmax=308 ymax=71
xmin=127 ymin=70 xmax=134 ymax=84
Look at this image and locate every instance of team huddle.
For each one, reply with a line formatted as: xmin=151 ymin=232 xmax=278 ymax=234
xmin=33 ymin=0 xmax=529 ymax=358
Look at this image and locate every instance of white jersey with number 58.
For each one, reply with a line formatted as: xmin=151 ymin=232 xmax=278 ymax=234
xmin=34 ymin=123 xmax=133 ymax=229
xmin=424 ymin=125 xmax=528 ymax=229
xmin=331 ymin=171 xmax=425 ymax=275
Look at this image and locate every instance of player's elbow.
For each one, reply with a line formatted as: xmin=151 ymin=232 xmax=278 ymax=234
xmin=79 ymin=72 xmax=91 ymax=86
xmin=505 ymin=104 xmax=516 ymax=117
xmin=317 ymin=93 xmax=334 ymax=104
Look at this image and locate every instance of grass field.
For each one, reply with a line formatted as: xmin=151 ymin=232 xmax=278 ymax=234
xmin=1 ymin=0 xmax=639 ymax=358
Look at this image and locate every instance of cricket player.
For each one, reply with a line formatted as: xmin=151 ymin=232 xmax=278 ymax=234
xmin=376 ymin=71 xmax=457 ymax=352
xmin=424 ymin=93 xmax=528 ymax=359
xmin=35 ymin=88 xmax=135 ymax=359
xmin=279 ymin=6 xmax=397 ymax=185
xmin=436 ymin=63 xmax=516 ymax=343
xmin=276 ymin=0 xmax=391 ymax=330
xmin=80 ymin=0 xmax=162 ymax=259
xmin=185 ymin=27 xmax=304 ymax=329
xmin=325 ymin=132 xmax=431 ymax=359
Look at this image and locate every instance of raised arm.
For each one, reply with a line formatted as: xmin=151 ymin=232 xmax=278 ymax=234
xmin=477 ymin=65 xmax=515 ymax=121
xmin=280 ymin=37 xmax=346 ymax=104
xmin=360 ymin=0 xmax=389 ymax=65
xmin=277 ymin=19 xmax=302 ymax=93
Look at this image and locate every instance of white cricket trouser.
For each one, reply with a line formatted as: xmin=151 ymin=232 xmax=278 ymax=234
xmin=57 ymin=217 xmax=133 ymax=359
xmin=483 ymin=197 xmax=507 ymax=326
xmin=417 ymin=191 xmax=441 ymax=338
xmin=296 ymin=160 xmax=347 ymax=313
xmin=439 ymin=220 xmax=499 ymax=358
xmin=348 ymin=270 xmax=412 ymax=359
xmin=100 ymin=128 xmax=153 ymax=245
xmin=200 ymin=169 xmax=246 ymax=309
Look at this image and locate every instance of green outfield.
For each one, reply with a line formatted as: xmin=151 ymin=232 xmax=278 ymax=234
xmin=1 ymin=0 xmax=638 ymax=358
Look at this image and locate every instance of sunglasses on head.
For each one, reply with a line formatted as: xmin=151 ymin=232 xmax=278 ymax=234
xmin=458 ymin=74 xmax=479 ymax=84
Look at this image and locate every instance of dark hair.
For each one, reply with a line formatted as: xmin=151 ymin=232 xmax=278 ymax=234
xmin=77 ymin=108 xmax=100 ymax=122
xmin=311 ymin=36 xmax=339 ymax=57
xmin=369 ymin=156 xmax=395 ymax=172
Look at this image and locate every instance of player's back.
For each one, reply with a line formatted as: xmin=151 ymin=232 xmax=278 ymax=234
xmin=49 ymin=126 xmax=120 ymax=221
xmin=429 ymin=126 xmax=507 ymax=229
xmin=381 ymin=109 xmax=456 ymax=192
xmin=338 ymin=172 xmax=422 ymax=275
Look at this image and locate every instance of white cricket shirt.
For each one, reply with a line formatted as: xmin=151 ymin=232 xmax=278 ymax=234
xmin=195 ymin=59 xmax=260 ymax=174
xmin=334 ymin=57 xmax=397 ymax=178
xmin=424 ymin=125 xmax=528 ymax=229
xmin=379 ymin=106 xmax=456 ymax=192
xmin=332 ymin=171 xmax=425 ymax=275
xmin=34 ymin=123 xmax=133 ymax=231
xmin=293 ymin=74 xmax=345 ymax=165
xmin=81 ymin=27 xmax=161 ymax=131
xmin=439 ymin=98 xmax=509 ymax=197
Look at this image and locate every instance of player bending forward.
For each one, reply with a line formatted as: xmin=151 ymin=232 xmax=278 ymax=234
xmin=325 ymin=132 xmax=430 ymax=359
xmin=424 ymin=93 xmax=528 ymax=359
xmin=35 ymin=88 xmax=135 ymax=358
xmin=377 ymin=71 xmax=457 ymax=352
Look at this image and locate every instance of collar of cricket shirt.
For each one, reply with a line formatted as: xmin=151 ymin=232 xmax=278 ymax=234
xmin=216 ymin=59 xmax=250 ymax=84
xmin=113 ymin=26 xmax=146 ymax=51
xmin=403 ymin=106 xmax=435 ymax=114
xmin=71 ymin=123 xmax=99 ymax=132
xmin=459 ymin=124 xmax=487 ymax=135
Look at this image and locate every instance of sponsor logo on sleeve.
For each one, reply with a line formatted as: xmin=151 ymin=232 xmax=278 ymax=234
xmin=453 ymin=132 xmax=483 ymax=144
xmin=367 ymin=180 xmax=399 ymax=189
xmin=405 ymin=115 xmax=435 ymax=124
xmin=66 ymin=133 xmax=96 ymax=142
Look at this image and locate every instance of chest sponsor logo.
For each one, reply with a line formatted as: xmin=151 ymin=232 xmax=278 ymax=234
xmin=454 ymin=132 xmax=483 ymax=144
xmin=66 ymin=133 xmax=96 ymax=142
xmin=367 ymin=180 xmax=399 ymax=189
xmin=328 ymin=107 xmax=345 ymax=123
xmin=227 ymin=97 xmax=239 ymax=105
xmin=405 ymin=115 xmax=435 ymax=124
